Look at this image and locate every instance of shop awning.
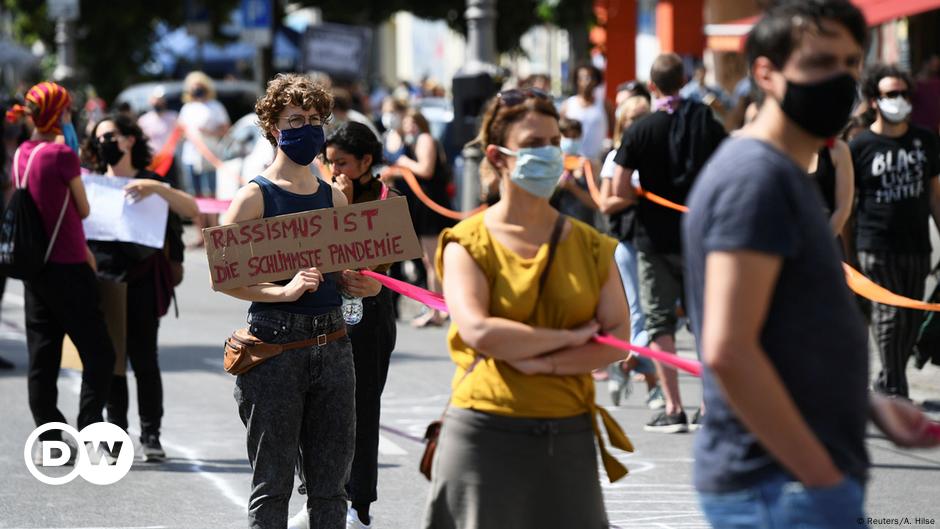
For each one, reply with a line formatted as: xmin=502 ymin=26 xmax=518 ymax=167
xmin=705 ymin=0 xmax=940 ymax=52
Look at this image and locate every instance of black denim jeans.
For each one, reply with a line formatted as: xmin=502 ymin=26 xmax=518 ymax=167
xmin=346 ymin=288 xmax=397 ymax=506
xmin=24 ymin=263 xmax=115 ymax=441
xmin=234 ymin=308 xmax=355 ymax=529
xmin=106 ymin=275 xmax=164 ymax=436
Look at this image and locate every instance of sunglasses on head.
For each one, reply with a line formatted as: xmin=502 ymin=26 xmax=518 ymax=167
xmin=880 ymin=90 xmax=911 ymax=99
xmin=496 ymin=88 xmax=551 ymax=108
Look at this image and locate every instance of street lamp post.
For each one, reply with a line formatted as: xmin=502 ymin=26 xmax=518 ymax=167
xmin=457 ymin=0 xmax=499 ymax=213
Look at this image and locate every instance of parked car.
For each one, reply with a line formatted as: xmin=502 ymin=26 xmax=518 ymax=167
xmin=114 ymin=80 xmax=262 ymax=120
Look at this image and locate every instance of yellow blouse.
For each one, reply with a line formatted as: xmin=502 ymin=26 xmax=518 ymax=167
xmin=436 ymin=212 xmax=634 ymax=481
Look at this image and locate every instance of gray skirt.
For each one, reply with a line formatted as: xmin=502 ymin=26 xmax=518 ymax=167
xmin=423 ymin=407 xmax=608 ymax=529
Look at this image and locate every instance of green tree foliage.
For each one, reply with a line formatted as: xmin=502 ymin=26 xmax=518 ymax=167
xmin=4 ymin=0 xmax=238 ymax=100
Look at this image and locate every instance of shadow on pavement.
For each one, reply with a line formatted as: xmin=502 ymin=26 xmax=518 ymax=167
xmin=132 ymin=457 xmax=250 ymax=474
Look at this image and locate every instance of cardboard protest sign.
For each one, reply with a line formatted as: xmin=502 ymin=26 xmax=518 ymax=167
xmin=203 ymin=196 xmax=422 ymax=291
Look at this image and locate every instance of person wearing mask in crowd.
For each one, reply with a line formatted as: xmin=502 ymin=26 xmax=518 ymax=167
xmin=684 ymin=3 xmax=940 ymax=525
xmin=9 ymin=82 xmax=116 ymax=460
xmin=561 ymin=64 xmax=614 ymax=163
xmin=423 ymin=87 xmax=633 ymax=529
xmin=80 ymin=114 xmax=195 ymax=461
xmin=386 ymin=109 xmax=454 ymax=328
xmin=912 ymin=55 xmax=940 ymax=134
xmin=850 ymin=63 xmax=940 ymax=399
xmin=138 ymin=86 xmax=181 ymax=188
xmin=808 ymin=137 xmax=854 ymax=237
xmin=178 ymin=71 xmax=230 ymax=247
xmin=328 ymin=88 xmax=380 ymax=140
xmin=552 ymin=117 xmax=598 ymax=226
xmin=219 ymin=73 xmax=354 ymax=529
xmin=598 ymin=95 xmax=663 ymax=409
xmin=285 ymin=122 xmax=398 ymax=529
xmin=610 ymin=53 xmax=727 ymax=433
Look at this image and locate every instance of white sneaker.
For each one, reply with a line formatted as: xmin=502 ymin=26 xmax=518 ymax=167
xmin=287 ymin=506 xmax=308 ymax=529
xmin=347 ymin=507 xmax=373 ymax=529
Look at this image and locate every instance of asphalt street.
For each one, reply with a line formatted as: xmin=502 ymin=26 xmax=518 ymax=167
xmin=0 ymin=240 xmax=939 ymax=529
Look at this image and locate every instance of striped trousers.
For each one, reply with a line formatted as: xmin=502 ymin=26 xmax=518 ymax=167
xmin=858 ymin=251 xmax=931 ymax=398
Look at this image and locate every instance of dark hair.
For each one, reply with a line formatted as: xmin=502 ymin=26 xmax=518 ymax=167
xmin=575 ymin=64 xmax=603 ymax=87
xmin=617 ymin=80 xmax=651 ymax=102
xmin=558 ymin=117 xmax=583 ymax=136
xmin=325 ymin=121 xmax=383 ymax=170
xmin=861 ymin=63 xmax=914 ymax=102
xmin=745 ymin=0 xmax=867 ymax=71
xmin=81 ymin=114 xmax=153 ymax=172
xmin=331 ymin=88 xmax=353 ymax=113
xmin=650 ymin=53 xmax=685 ymax=95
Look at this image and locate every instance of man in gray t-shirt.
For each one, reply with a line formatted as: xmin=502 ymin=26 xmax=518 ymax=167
xmin=683 ymin=1 xmax=940 ymax=527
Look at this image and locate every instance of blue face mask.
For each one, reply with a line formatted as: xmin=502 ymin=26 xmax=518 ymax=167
xmin=61 ymin=122 xmax=80 ymax=154
xmin=278 ymin=124 xmax=325 ymax=166
xmin=497 ymin=145 xmax=564 ymax=199
xmin=560 ymin=137 xmax=581 ymax=156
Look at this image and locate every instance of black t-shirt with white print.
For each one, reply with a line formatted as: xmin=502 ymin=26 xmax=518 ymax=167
xmin=850 ymin=126 xmax=940 ymax=253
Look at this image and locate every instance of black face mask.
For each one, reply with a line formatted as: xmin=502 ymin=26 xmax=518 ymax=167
xmin=98 ymin=140 xmax=124 ymax=167
xmin=779 ymin=73 xmax=858 ymax=138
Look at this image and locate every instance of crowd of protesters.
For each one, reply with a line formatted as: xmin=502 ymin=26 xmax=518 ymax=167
xmin=3 ymin=0 xmax=940 ymax=527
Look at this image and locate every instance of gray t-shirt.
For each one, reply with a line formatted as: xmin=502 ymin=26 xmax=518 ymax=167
xmin=683 ymin=137 xmax=870 ymax=493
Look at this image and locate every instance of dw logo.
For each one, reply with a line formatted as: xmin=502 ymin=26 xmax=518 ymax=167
xmin=23 ymin=422 xmax=134 ymax=485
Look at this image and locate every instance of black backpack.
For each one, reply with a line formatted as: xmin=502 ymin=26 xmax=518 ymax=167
xmin=0 ymin=143 xmax=71 ymax=280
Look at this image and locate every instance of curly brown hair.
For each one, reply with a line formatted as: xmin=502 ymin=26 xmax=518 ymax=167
xmin=474 ymin=93 xmax=559 ymax=191
xmin=256 ymin=73 xmax=334 ymax=147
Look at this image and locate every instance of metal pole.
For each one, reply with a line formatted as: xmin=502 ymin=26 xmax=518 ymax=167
xmin=52 ymin=18 xmax=76 ymax=81
xmin=465 ymin=0 xmax=496 ymax=66
xmin=459 ymin=0 xmax=497 ymax=212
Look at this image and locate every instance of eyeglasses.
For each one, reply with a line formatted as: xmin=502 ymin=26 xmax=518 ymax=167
xmin=279 ymin=114 xmax=328 ymax=129
xmin=880 ymin=90 xmax=911 ymax=100
xmin=496 ymin=88 xmax=551 ymax=109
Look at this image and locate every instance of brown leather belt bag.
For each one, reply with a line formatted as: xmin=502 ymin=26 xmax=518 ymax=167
xmin=223 ymin=326 xmax=347 ymax=375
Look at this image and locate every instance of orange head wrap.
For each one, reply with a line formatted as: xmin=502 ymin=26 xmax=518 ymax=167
xmin=4 ymin=82 xmax=72 ymax=135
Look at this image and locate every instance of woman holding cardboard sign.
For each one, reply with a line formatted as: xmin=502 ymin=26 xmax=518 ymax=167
xmin=81 ymin=113 xmax=194 ymax=462
xmin=219 ymin=73 xmax=355 ymax=529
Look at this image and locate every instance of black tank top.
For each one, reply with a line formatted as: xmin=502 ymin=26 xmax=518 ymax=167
xmin=247 ymin=175 xmax=342 ymax=316
xmin=810 ymin=147 xmax=836 ymax=215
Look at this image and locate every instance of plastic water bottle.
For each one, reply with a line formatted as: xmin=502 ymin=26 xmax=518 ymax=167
xmin=341 ymin=294 xmax=363 ymax=326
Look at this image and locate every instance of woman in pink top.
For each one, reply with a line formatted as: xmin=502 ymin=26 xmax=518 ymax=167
xmin=12 ymin=82 xmax=115 ymax=453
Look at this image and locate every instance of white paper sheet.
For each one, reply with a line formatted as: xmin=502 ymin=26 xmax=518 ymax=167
xmin=82 ymin=174 xmax=169 ymax=249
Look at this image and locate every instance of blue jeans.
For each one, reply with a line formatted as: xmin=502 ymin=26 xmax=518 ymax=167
xmin=184 ymin=163 xmax=216 ymax=198
xmin=699 ymin=472 xmax=866 ymax=529
xmin=613 ymin=241 xmax=654 ymax=375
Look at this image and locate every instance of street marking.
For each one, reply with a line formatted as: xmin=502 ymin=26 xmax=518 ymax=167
xmin=3 ymin=292 xmax=25 ymax=308
xmin=378 ymin=434 xmax=407 ymax=456
xmin=10 ymin=526 xmax=169 ymax=529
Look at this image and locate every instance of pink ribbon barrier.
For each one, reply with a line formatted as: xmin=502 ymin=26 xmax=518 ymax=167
xmin=361 ymin=270 xmax=449 ymax=313
xmin=591 ymin=333 xmax=703 ymax=377
xmin=360 ymin=269 xmax=704 ymax=377
xmin=196 ymin=198 xmax=232 ymax=214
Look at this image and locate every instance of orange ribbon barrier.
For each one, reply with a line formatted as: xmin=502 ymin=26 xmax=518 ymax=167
xmin=381 ymin=165 xmax=487 ymax=221
xmin=631 ymin=182 xmax=940 ymax=311
xmin=148 ymin=126 xmax=184 ymax=177
xmin=635 ymin=187 xmax=690 ymax=213
xmin=843 ymin=263 xmax=940 ymax=312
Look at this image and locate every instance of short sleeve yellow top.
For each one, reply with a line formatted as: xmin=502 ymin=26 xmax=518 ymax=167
xmin=436 ymin=212 xmax=634 ymax=481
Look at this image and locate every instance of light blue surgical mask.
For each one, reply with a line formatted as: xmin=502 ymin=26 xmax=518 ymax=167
xmin=560 ymin=137 xmax=581 ymax=156
xmin=497 ymin=145 xmax=564 ymax=199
